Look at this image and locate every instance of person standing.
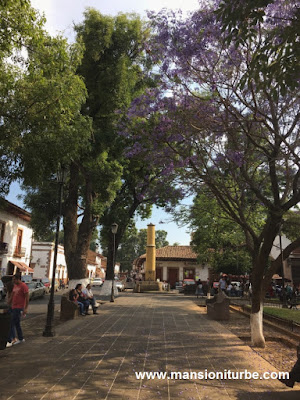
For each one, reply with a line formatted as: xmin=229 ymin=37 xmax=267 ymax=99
xmin=195 ymin=280 xmax=203 ymax=299
xmin=219 ymin=276 xmax=227 ymax=292
xmin=226 ymin=282 xmax=233 ymax=296
xmin=6 ymin=273 xmax=29 ymax=347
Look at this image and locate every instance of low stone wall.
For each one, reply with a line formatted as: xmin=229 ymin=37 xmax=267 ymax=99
xmin=134 ymin=281 xmax=164 ymax=292
xmin=60 ymin=293 xmax=79 ymax=321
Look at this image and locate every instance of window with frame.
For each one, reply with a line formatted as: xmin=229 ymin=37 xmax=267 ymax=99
xmin=15 ymin=228 xmax=23 ymax=256
xmin=0 ymin=221 xmax=5 ymax=242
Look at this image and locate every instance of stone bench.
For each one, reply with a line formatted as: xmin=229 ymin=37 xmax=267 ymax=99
xmin=206 ymin=291 xmax=230 ymax=321
xmin=124 ymin=281 xmax=135 ymax=290
xmin=60 ymin=292 xmax=79 ymax=321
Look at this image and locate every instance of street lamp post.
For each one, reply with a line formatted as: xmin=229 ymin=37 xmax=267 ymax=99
xmin=110 ymin=222 xmax=118 ymax=303
xmin=43 ymin=167 xmax=65 ymax=337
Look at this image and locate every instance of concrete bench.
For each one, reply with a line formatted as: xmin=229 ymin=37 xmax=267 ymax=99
xmin=206 ymin=291 xmax=230 ymax=320
xmin=60 ymin=292 xmax=79 ymax=321
xmin=124 ymin=281 xmax=135 ymax=290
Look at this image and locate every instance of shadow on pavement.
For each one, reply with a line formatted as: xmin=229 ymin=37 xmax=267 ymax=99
xmin=236 ymin=389 xmax=300 ymax=399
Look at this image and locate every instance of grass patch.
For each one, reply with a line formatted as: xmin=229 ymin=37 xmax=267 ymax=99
xmin=263 ymin=307 xmax=300 ymax=324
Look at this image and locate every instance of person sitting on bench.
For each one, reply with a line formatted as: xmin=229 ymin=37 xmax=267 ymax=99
xmin=82 ymin=284 xmax=98 ymax=314
xmin=69 ymin=288 xmax=86 ymax=316
xmin=75 ymin=284 xmax=90 ymax=315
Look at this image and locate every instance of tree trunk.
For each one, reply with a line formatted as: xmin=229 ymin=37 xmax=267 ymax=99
xmin=63 ymin=163 xmax=80 ymax=280
xmin=103 ymin=198 xmax=140 ymax=281
xmin=63 ymin=163 xmax=98 ymax=280
xmin=250 ymin=260 xmax=265 ymax=348
xmin=250 ymin=304 xmax=265 ymax=348
xmin=106 ymin=233 xmax=121 ymax=280
xmin=249 ymin=216 xmax=284 ymax=347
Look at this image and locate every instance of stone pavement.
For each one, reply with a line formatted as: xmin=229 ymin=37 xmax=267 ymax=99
xmin=0 ymin=292 xmax=299 ymax=400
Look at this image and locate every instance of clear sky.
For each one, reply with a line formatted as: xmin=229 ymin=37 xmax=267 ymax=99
xmin=7 ymin=0 xmax=200 ymax=245
xmin=31 ymin=0 xmax=200 ymax=40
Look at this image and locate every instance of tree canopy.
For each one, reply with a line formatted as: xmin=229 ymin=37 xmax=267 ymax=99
xmin=216 ymin=0 xmax=300 ymax=94
xmin=0 ymin=0 xmax=90 ymax=194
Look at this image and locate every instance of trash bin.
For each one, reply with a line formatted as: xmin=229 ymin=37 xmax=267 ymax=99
xmin=0 ymin=305 xmax=11 ymax=350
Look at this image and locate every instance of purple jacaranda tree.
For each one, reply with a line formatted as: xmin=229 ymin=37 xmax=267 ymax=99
xmin=216 ymin=0 xmax=300 ymax=95
xmin=122 ymin=0 xmax=300 ymax=347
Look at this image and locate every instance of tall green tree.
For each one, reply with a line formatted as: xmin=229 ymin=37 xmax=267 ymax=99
xmin=61 ymin=10 xmax=152 ymax=281
xmin=22 ymin=9 xmax=163 ymax=282
xmin=67 ymin=9 xmax=184 ymax=281
xmin=0 ymin=0 xmax=90 ymax=194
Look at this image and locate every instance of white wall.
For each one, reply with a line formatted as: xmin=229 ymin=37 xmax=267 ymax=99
xmin=31 ymin=242 xmax=68 ymax=280
xmin=195 ymin=266 xmax=210 ymax=282
xmin=159 ymin=261 xmax=209 ymax=282
xmin=114 ymin=264 xmax=120 ymax=275
xmin=31 ymin=242 xmax=52 ymax=279
xmin=87 ymin=264 xmax=96 ymax=278
xmin=0 ymin=209 xmax=33 ymax=275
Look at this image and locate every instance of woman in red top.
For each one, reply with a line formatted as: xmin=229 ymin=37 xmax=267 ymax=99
xmin=7 ymin=274 xmax=29 ymax=347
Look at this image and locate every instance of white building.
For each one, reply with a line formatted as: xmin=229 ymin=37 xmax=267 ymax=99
xmin=135 ymin=246 xmax=211 ymax=288
xmin=86 ymin=250 xmax=110 ymax=278
xmin=0 ymin=199 xmax=34 ymax=277
xmin=30 ymin=242 xmax=68 ymax=283
xmin=86 ymin=249 xmax=98 ymax=279
xmin=31 ymin=245 xmax=109 ymax=283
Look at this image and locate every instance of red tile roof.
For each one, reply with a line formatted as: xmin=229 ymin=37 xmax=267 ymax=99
xmin=87 ymin=250 xmax=107 ymax=266
xmin=138 ymin=246 xmax=198 ymax=261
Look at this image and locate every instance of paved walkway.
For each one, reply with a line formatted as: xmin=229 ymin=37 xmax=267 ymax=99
xmin=0 ymin=293 xmax=299 ymax=400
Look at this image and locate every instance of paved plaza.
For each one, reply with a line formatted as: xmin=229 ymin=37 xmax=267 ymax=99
xmin=0 ymin=292 xmax=299 ymax=400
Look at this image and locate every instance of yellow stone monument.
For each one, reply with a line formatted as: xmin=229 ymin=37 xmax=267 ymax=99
xmin=145 ymin=223 xmax=156 ymax=281
xmin=135 ymin=223 xmax=164 ymax=292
